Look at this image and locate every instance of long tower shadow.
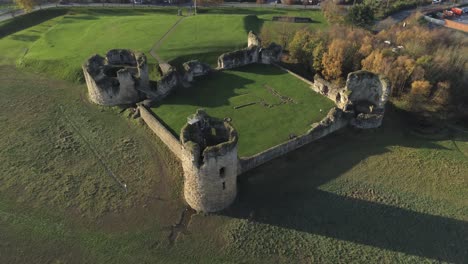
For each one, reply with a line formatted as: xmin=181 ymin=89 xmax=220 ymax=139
xmin=223 ymin=108 xmax=468 ymax=263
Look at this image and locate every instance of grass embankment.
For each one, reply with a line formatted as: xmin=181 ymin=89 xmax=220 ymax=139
xmin=153 ymin=64 xmax=335 ymax=157
xmin=0 ymin=8 xmax=181 ymax=81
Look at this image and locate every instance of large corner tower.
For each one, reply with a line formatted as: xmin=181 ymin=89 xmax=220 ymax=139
xmin=180 ymin=110 xmax=239 ymax=212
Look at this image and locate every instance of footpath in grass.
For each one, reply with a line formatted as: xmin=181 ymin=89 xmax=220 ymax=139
xmin=0 ymin=7 xmax=327 ymax=81
xmin=157 ymin=8 xmax=327 ymax=66
xmin=153 ymin=64 xmax=335 ymax=157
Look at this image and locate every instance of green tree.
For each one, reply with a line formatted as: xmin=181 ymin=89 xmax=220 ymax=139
xmin=346 ymin=4 xmax=375 ymax=27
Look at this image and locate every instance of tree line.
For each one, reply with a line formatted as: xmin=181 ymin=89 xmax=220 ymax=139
xmin=275 ymin=14 xmax=467 ymax=120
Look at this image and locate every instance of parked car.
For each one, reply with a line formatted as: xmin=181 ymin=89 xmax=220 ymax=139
xmin=432 ymin=0 xmax=441 ymax=4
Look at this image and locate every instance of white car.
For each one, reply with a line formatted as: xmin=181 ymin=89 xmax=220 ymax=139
xmin=432 ymin=0 xmax=442 ymax=4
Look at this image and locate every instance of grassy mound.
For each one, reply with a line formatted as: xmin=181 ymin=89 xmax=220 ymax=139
xmin=153 ymin=64 xmax=335 ymax=157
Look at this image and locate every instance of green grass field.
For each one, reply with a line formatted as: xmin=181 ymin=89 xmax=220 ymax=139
xmin=153 ymin=64 xmax=335 ymax=157
xmin=0 ymin=7 xmax=466 ymax=264
xmin=157 ymin=8 xmax=327 ymax=66
xmin=0 ymin=7 xmax=326 ymax=81
xmin=0 ymin=8 xmax=181 ymax=82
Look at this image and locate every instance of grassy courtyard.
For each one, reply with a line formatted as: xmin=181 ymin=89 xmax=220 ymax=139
xmin=153 ymin=64 xmax=335 ymax=157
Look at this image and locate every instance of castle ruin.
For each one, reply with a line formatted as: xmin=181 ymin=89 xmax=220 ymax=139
xmin=82 ymin=49 xmax=149 ymax=106
xmin=84 ymin=32 xmax=391 ymax=213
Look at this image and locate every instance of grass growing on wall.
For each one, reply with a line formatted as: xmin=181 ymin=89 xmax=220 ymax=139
xmin=153 ymin=64 xmax=335 ymax=157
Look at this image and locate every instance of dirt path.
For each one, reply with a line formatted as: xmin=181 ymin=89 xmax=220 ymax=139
xmin=149 ymin=16 xmax=186 ymax=64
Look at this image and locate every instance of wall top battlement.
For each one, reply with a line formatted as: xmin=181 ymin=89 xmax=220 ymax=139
xmin=181 ymin=109 xmax=238 ymax=166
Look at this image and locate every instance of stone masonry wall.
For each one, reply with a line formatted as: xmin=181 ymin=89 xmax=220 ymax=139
xmin=181 ymin=145 xmax=238 ymax=212
xmin=239 ymin=107 xmax=350 ymax=174
xmin=180 ymin=111 xmax=239 ymax=212
xmin=138 ymin=105 xmax=183 ymax=159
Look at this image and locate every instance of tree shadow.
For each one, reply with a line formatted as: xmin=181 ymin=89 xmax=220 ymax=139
xmin=0 ymin=9 xmax=67 ymax=38
xmin=221 ymin=107 xmax=467 ymax=263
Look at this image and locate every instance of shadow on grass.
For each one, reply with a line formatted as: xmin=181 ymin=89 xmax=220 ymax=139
xmin=0 ymin=9 xmax=68 ymax=38
xmin=222 ymin=107 xmax=467 ymax=263
xmin=10 ymin=34 xmax=40 ymax=42
xmin=198 ymin=7 xmax=323 ymax=16
xmin=154 ymin=70 xmax=255 ymax=109
xmin=74 ymin=7 xmax=180 ymax=17
xmin=61 ymin=14 xmax=99 ymax=21
xmin=167 ymin=50 xmax=226 ymax=68
xmin=243 ymin=14 xmax=264 ymax=34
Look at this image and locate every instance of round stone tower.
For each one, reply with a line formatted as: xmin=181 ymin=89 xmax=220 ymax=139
xmin=180 ymin=110 xmax=239 ymax=213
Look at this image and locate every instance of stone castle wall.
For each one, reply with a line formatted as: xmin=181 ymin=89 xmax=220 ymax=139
xmin=138 ymin=105 xmax=183 ymax=159
xmin=217 ymin=31 xmax=282 ymax=70
xmin=239 ymin=107 xmax=350 ymax=174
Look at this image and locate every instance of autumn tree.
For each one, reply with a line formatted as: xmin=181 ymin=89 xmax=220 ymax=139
xmin=289 ymin=29 xmax=316 ymax=66
xmin=15 ymin=0 xmax=37 ymax=12
xmin=321 ymin=0 xmax=346 ymax=24
xmin=321 ymin=39 xmax=347 ymax=81
xmin=312 ymin=41 xmax=325 ymax=73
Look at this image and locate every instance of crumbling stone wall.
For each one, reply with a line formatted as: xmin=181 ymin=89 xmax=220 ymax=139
xmin=180 ymin=110 xmax=238 ymax=213
xmin=345 ymin=71 xmax=391 ymax=129
xmin=279 ymin=64 xmax=391 ymax=129
xmin=217 ymin=31 xmax=283 ymax=69
xmin=138 ymin=105 xmax=183 ymax=158
xmin=182 ymin=60 xmax=211 ymax=83
xmin=82 ymin=49 xmax=149 ymax=106
xmin=239 ymin=107 xmax=351 ymax=173
xmin=143 ymin=61 xmax=212 ymax=101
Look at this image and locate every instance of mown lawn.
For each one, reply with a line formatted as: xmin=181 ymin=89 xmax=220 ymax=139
xmin=157 ymin=7 xmax=327 ymax=66
xmin=153 ymin=64 xmax=335 ymax=157
xmin=0 ymin=7 xmax=327 ymax=81
xmin=0 ymin=8 xmax=181 ymax=81
xmin=0 ymin=7 xmax=466 ymax=264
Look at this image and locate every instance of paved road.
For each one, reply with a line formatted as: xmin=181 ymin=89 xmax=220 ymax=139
xmin=373 ymin=0 xmax=468 ymax=31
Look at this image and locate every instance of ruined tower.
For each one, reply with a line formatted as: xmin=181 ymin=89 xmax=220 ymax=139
xmin=180 ymin=110 xmax=239 ymax=212
xmin=82 ymin=49 xmax=149 ymax=106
